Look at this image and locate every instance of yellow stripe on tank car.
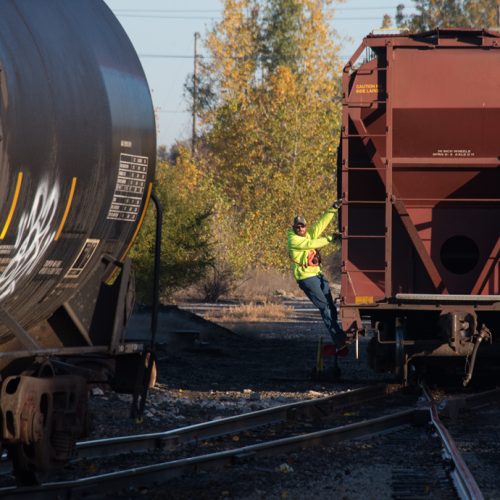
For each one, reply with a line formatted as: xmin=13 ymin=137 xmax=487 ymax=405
xmin=54 ymin=177 xmax=77 ymax=241
xmin=119 ymin=181 xmax=153 ymax=262
xmin=0 ymin=172 xmax=23 ymax=239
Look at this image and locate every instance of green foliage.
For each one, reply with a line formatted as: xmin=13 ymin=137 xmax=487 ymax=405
xmin=130 ymin=149 xmax=215 ymax=303
xmin=396 ymin=0 xmax=500 ymax=30
xmin=261 ymin=0 xmax=304 ymax=74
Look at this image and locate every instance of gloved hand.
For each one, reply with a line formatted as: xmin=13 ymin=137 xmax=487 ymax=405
xmin=332 ymin=199 xmax=342 ymax=210
xmin=327 ymin=232 xmax=342 ymax=242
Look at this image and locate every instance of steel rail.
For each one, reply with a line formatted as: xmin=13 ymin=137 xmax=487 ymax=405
xmin=11 ymin=384 xmax=497 ymax=499
xmin=0 ymin=384 xmax=400 ymax=478
xmin=74 ymin=383 xmax=397 ymax=460
xmin=422 ymin=386 xmax=484 ymax=500
xmin=0 ymin=407 xmax=419 ymax=499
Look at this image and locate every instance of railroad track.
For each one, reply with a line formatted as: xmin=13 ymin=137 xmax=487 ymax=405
xmin=438 ymin=388 xmax=500 ymax=498
xmin=1 ymin=383 xmax=498 ymax=499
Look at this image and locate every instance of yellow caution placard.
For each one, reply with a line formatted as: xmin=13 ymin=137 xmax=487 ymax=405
xmin=355 ymin=83 xmax=379 ymax=94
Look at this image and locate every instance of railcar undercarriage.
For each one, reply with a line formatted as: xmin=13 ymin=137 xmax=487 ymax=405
xmin=346 ymin=296 xmax=499 ymax=386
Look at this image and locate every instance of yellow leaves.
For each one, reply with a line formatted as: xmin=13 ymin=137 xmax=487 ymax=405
xmin=269 ymin=66 xmax=297 ymax=104
xmin=204 ymin=0 xmax=259 ymax=101
xmin=191 ymin=0 xmax=343 ymax=272
xmin=172 ymin=152 xmax=203 ymax=194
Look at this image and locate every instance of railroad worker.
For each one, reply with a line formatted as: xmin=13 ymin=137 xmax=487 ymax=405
xmin=287 ymin=201 xmax=347 ymax=351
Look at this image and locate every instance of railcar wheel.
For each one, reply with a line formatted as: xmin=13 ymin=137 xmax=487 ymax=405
xmin=0 ymin=370 xmax=87 ymax=484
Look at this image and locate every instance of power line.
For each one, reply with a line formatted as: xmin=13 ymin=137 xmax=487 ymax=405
xmin=118 ymin=15 xmax=217 ymax=20
xmin=119 ymin=15 xmax=402 ymax=21
xmin=115 ymin=9 xmax=219 ymax=12
xmin=140 ymin=54 xmax=196 ymax=59
xmin=139 ymin=53 xmax=350 ymax=60
xmin=145 ymin=54 xmax=341 ymax=64
xmin=115 ymin=7 xmax=410 ymax=13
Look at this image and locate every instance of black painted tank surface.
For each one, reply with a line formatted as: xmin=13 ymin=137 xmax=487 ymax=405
xmin=0 ymin=1 xmax=156 ymax=340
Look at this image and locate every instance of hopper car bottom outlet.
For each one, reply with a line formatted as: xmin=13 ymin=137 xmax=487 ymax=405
xmin=339 ymin=29 xmax=500 ymax=384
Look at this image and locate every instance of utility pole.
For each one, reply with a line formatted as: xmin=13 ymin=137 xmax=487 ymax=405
xmin=192 ymin=32 xmax=200 ymax=155
xmin=497 ymin=3 xmax=500 ymax=27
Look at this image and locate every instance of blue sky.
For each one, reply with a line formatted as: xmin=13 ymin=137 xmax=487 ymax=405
xmin=103 ymin=0 xmax=415 ymax=147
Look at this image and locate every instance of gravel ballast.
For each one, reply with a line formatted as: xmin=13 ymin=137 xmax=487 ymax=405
xmin=85 ymin=300 xmax=457 ymax=499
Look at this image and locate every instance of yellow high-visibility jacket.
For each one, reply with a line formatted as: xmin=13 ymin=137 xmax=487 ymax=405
xmin=287 ymin=208 xmax=335 ymax=281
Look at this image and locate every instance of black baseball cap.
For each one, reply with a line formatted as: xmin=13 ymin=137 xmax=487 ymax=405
xmin=293 ymin=215 xmax=306 ymax=227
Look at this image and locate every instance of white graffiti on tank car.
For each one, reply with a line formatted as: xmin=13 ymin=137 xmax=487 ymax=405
xmin=0 ymin=180 xmax=59 ymax=300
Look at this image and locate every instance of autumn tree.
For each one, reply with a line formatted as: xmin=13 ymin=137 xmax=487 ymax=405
xmin=193 ymin=0 xmax=343 ymax=276
xmin=395 ymin=0 xmax=500 ymax=30
xmin=130 ymin=147 xmax=215 ymax=303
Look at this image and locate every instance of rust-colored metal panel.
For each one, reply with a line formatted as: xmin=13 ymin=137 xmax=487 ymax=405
xmin=341 ymin=29 xmax=500 ymax=310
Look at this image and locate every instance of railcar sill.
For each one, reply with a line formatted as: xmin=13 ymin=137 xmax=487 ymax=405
xmin=395 ymin=294 xmax=500 ymax=303
xmin=0 ymin=343 xmax=144 ymax=359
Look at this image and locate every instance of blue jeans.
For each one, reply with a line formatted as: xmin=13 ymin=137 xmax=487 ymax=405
xmin=297 ymin=274 xmax=345 ymax=344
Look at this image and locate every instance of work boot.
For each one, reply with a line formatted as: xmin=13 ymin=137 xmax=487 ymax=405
xmin=346 ymin=330 xmax=355 ymax=343
xmin=335 ymin=344 xmax=349 ymax=357
xmin=332 ymin=330 xmax=347 ymax=347
xmin=324 ymin=343 xmax=349 ymax=357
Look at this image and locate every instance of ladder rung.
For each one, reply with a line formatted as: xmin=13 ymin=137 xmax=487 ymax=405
xmin=346 ymin=102 xmax=386 ymax=108
xmin=343 ymin=134 xmax=386 ymax=138
xmin=356 ymin=68 xmax=387 ymax=75
xmin=344 ymin=235 xmax=385 ymax=239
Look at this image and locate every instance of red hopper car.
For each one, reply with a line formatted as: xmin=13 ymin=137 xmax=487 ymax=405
xmin=339 ymin=29 xmax=499 ymax=384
